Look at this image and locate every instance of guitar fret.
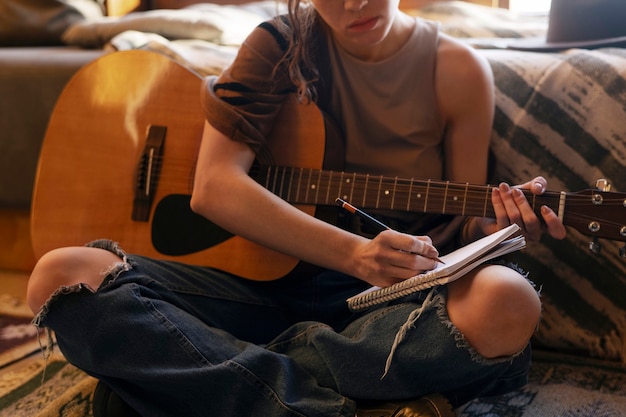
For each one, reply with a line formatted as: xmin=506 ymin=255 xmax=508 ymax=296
xmin=441 ymin=181 xmax=449 ymax=214
xmin=272 ymin=166 xmax=280 ymax=197
xmin=334 ymin=171 xmax=345 ymax=203
xmin=295 ymin=168 xmax=303 ymax=203
xmin=274 ymin=167 xmax=280 ymax=196
xmin=424 ymin=180 xmax=431 ymax=213
xmin=391 ymin=177 xmax=398 ymax=210
xmin=265 ymin=166 xmax=273 ymax=193
xmin=325 ymin=171 xmax=333 ymax=205
xmin=304 ymin=168 xmax=312 ymax=203
xmin=376 ymin=176 xmax=383 ymax=209
xmin=315 ymin=170 xmax=322 ymax=204
xmin=279 ymin=167 xmax=287 ymax=199
xmin=349 ymin=172 xmax=356 ymax=203
xmin=275 ymin=166 xmax=281 ymax=197
xmin=406 ymin=178 xmax=414 ymax=212
xmin=483 ymin=186 xmax=490 ymax=217
xmin=271 ymin=167 xmax=276 ymax=194
xmin=362 ymin=174 xmax=369 ymax=207
xmin=280 ymin=168 xmax=291 ymax=199
xmin=272 ymin=167 xmax=280 ymax=196
xmin=461 ymin=182 xmax=469 ymax=216
xmin=286 ymin=167 xmax=295 ymax=202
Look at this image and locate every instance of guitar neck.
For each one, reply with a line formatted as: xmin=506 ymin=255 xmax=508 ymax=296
xmin=253 ymin=165 xmax=562 ymax=219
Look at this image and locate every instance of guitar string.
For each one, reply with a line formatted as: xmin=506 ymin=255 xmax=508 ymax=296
xmin=144 ymin=158 xmax=625 ymax=233
xmin=146 ymin=158 xmax=625 ymax=207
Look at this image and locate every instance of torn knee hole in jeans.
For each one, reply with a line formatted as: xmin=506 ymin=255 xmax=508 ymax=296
xmin=29 ymin=240 xmax=134 ymax=377
xmin=86 ymin=239 xmax=134 ymax=279
xmin=381 ymin=287 xmax=526 ymax=380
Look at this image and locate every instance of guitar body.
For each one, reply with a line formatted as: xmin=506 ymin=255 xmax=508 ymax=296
xmin=32 ymin=50 xmax=326 ymax=280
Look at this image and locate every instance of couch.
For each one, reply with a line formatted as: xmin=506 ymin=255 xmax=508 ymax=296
xmin=1 ymin=1 xmax=625 ymax=416
xmin=0 ymin=0 xmax=111 ymax=273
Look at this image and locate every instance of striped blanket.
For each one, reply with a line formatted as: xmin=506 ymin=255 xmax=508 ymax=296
xmin=483 ymin=47 xmax=626 ymax=363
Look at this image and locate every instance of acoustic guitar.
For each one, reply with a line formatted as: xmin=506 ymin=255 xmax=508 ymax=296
xmin=31 ymin=50 xmax=626 ymax=281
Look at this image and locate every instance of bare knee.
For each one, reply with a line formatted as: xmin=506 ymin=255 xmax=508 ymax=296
xmin=27 ymin=246 xmax=123 ymax=315
xmin=447 ymin=265 xmax=541 ymax=359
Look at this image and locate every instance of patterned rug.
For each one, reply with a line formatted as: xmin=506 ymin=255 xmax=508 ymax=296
xmin=458 ymin=351 xmax=626 ymax=417
xmin=0 ymin=293 xmax=97 ymax=417
xmin=0 ymin=294 xmax=45 ymax=368
xmin=0 ymin=352 xmax=96 ymax=417
xmin=2 ymin=348 xmax=625 ymax=417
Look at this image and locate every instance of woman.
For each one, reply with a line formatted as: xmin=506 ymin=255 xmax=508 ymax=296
xmin=27 ymin=0 xmax=567 ymax=416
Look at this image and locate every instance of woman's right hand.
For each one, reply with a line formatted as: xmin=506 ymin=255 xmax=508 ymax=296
xmin=353 ymin=230 xmax=441 ymax=288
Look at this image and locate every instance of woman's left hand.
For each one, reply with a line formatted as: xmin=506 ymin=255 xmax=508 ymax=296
xmin=477 ymin=176 xmax=567 ymax=241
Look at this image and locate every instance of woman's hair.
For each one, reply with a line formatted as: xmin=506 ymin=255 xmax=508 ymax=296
xmin=276 ymin=0 xmax=321 ymax=102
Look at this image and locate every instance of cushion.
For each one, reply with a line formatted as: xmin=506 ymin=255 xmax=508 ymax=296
xmin=407 ymin=0 xmax=548 ymax=39
xmin=62 ymin=1 xmax=281 ymax=48
xmin=0 ymin=47 xmax=105 ymax=208
xmin=0 ymin=0 xmax=103 ymax=46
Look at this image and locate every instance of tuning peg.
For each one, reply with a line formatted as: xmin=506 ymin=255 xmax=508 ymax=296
xmin=620 ymin=246 xmax=626 ymax=258
xmin=589 ymin=238 xmax=602 ymax=255
xmin=595 ymin=178 xmax=611 ymax=191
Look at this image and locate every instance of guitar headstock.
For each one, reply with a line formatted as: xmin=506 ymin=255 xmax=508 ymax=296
xmin=562 ymin=180 xmax=626 ymax=257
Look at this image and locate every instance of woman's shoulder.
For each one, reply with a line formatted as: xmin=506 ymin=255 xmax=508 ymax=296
xmin=436 ymin=32 xmax=491 ymax=79
xmin=241 ymin=16 xmax=291 ymax=55
xmin=223 ymin=16 xmax=295 ymax=89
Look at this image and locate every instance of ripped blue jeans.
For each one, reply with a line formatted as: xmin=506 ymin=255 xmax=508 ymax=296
xmin=34 ymin=240 xmax=531 ymax=417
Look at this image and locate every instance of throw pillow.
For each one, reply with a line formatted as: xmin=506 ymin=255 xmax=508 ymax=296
xmin=0 ymin=0 xmax=103 ymax=46
xmin=62 ymin=3 xmax=273 ymax=48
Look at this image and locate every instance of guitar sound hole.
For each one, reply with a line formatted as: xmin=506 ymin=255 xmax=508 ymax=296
xmin=152 ymin=194 xmax=234 ymax=256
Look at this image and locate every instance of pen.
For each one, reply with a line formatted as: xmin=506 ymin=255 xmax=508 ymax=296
xmin=335 ymin=197 xmax=445 ymax=264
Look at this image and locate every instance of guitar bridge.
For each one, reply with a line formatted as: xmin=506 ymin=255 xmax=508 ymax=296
xmin=132 ymin=125 xmax=167 ymax=221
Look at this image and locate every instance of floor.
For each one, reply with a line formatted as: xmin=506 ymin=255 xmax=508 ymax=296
xmin=0 ymin=209 xmax=35 ymax=302
xmin=1 ymin=270 xmax=29 ymax=300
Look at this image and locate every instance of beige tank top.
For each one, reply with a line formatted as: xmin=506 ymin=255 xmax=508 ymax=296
xmin=326 ymin=17 xmax=444 ymax=180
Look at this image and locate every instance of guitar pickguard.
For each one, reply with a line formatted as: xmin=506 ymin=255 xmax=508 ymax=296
xmin=152 ymin=194 xmax=234 ymax=256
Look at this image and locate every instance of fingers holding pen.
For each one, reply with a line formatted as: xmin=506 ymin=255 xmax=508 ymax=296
xmin=378 ymin=231 xmax=441 ymax=271
xmin=336 ymin=198 xmax=442 ymax=286
xmin=353 ymin=230 xmax=441 ymax=288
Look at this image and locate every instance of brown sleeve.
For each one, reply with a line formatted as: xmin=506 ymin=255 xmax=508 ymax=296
xmin=200 ymin=19 xmax=296 ymax=155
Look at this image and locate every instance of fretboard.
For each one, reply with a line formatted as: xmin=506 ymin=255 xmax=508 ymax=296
xmin=252 ymin=165 xmax=561 ymax=218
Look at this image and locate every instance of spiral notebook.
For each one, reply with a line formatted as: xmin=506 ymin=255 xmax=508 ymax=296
xmin=346 ymin=224 xmax=525 ymax=311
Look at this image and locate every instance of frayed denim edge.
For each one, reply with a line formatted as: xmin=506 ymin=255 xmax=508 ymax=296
xmin=382 ymin=288 xmax=438 ymax=379
xmin=436 ymin=293 xmax=526 ymax=368
xmin=439 ymin=263 xmax=539 ymax=367
xmin=383 ymin=279 xmax=532 ymax=379
xmin=31 ymin=239 xmax=133 ymax=329
xmin=30 ymin=240 xmax=134 ymax=368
